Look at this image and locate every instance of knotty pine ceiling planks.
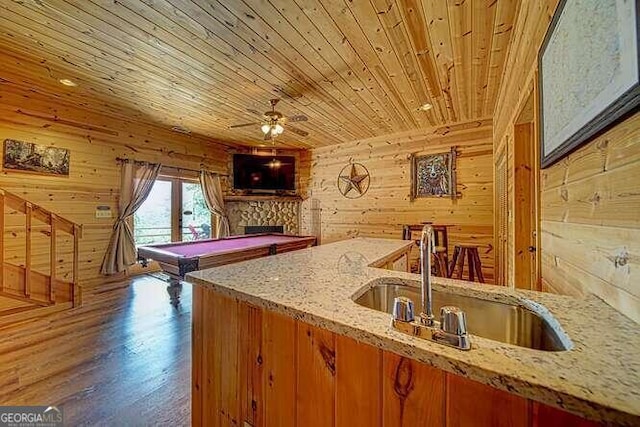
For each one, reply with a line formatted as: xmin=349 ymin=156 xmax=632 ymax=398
xmin=0 ymin=0 xmax=519 ymax=148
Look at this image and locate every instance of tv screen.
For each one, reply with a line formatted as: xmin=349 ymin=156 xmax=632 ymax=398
xmin=233 ymin=154 xmax=296 ymax=191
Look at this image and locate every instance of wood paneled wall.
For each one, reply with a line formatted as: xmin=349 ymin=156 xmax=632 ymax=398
xmin=540 ymin=113 xmax=640 ymax=323
xmin=303 ymin=119 xmax=495 ymax=282
xmin=0 ymin=81 xmax=232 ymax=288
xmin=492 ymin=0 xmax=640 ymax=322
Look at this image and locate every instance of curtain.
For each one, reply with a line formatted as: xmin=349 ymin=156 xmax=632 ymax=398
xmin=101 ymin=161 xmax=161 ymax=275
xmin=199 ymin=170 xmax=230 ymax=238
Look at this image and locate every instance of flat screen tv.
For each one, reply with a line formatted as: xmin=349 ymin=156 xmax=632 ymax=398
xmin=233 ymin=154 xmax=296 ymax=191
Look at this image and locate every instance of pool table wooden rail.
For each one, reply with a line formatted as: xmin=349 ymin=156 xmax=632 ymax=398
xmin=137 ymin=234 xmax=317 ymax=279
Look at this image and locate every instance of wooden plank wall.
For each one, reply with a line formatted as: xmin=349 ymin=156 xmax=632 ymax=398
xmin=540 ymin=113 xmax=640 ymax=323
xmin=0 ymin=80 xmax=232 ymax=289
xmin=302 ymin=119 xmax=495 ymax=283
xmin=193 ymin=288 xmax=598 ymax=427
xmin=492 ymin=0 xmax=640 ymax=322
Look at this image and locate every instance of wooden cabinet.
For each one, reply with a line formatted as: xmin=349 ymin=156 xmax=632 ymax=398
xmin=193 ymin=287 xmax=599 ymax=426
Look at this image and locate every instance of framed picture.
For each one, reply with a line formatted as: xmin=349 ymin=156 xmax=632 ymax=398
xmin=3 ymin=139 xmax=70 ymax=176
xmin=410 ymin=147 xmax=457 ymax=201
xmin=539 ymin=0 xmax=640 ymax=168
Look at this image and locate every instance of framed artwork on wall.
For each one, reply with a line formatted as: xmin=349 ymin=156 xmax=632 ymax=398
xmin=410 ymin=147 xmax=457 ymax=201
xmin=539 ymin=0 xmax=640 ymax=168
xmin=3 ymin=139 xmax=70 ymax=176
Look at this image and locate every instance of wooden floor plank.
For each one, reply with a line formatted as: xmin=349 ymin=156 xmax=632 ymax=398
xmin=0 ymin=275 xmax=191 ymax=426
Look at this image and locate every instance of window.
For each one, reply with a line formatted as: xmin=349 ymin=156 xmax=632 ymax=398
xmin=134 ymin=177 xmax=213 ymax=246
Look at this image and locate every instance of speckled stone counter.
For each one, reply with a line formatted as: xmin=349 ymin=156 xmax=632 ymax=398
xmin=186 ymin=237 xmax=640 ymax=425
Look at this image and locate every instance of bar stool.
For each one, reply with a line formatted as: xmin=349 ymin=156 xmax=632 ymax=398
xmin=449 ymin=245 xmax=484 ymax=283
xmin=402 ymin=224 xmax=450 ymax=277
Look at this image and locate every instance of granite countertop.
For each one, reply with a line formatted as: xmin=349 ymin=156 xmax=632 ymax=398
xmin=186 ymin=237 xmax=640 ymax=425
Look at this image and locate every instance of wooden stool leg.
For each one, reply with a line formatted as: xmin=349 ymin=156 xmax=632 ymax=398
xmin=472 ymin=249 xmax=485 ymax=283
xmin=467 ymin=248 xmax=474 ymax=282
xmin=456 ymin=247 xmax=466 ymax=280
xmin=439 ymin=255 xmax=448 ymax=278
xmin=433 ymin=253 xmax=447 ymax=277
xmin=449 ymin=246 xmax=460 ymax=278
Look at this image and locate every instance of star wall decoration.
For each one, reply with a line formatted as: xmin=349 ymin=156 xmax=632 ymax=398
xmin=337 ymin=162 xmax=370 ymax=198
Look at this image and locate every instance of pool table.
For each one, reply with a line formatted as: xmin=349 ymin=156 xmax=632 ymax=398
xmin=137 ymin=233 xmax=317 ymax=305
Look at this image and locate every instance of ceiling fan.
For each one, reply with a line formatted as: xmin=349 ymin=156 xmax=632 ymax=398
xmin=230 ymin=99 xmax=309 ymax=141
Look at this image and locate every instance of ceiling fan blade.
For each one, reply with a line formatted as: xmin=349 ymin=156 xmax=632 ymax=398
xmin=288 ymin=125 xmax=309 ymax=137
xmin=229 ymin=122 xmax=259 ymax=128
xmin=288 ymin=115 xmax=308 ymax=122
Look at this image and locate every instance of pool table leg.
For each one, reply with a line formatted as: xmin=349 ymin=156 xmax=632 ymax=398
xmin=167 ymin=279 xmax=182 ymax=307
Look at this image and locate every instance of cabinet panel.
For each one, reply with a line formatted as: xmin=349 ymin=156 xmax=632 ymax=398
xmin=336 ymin=335 xmax=382 ymax=427
xmin=296 ymin=323 xmax=336 ymax=427
xmin=263 ymin=311 xmax=297 ymax=427
xmin=382 ymin=352 xmax=445 ymax=427
xmin=446 ymin=374 xmax=529 ymax=427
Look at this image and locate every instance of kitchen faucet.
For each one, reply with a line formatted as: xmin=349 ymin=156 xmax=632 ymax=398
xmin=419 ymin=224 xmax=436 ymax=326
xmin=391 ymin=224 xmax=471 ymax=350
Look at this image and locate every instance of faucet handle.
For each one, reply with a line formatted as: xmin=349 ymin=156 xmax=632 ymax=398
xmin=392 ymin=297 xmax=415 ymax=323
xmin=439 ymin=306 xmax=468 ymax=336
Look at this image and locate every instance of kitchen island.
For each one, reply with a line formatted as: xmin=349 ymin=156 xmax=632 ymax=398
xmin=187 ymin=238 xmax=640 ymax=426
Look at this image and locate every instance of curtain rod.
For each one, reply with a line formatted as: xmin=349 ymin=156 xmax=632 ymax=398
xmin=115 ymin=157 xmax=228 ymax=176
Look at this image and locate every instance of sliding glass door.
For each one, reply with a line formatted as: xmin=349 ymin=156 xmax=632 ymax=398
xmin=134 ymin=177 xmax=213 ymax=246
xmin=134 ymin=179 xmax=173 ymax=245
xmin=181 ymin=182 xmax=211 ymax=241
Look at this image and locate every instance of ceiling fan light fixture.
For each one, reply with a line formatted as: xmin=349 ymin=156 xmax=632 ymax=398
xmin=59 ymin=78 xmax=77 ymax=87
xmin=418 ymin=103 xmax=433 ymax=111
xmin=261 ymin=124 xmax=271 ymax=134
xmin=274 ymin=124 xmax=284 ymax=134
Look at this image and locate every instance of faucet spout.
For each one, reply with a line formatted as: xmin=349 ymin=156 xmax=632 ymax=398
xmin=419 ymin=225 xmax=436 ymax=326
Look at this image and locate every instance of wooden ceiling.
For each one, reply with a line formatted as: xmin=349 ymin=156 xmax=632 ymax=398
xmin=0 ymin=0 xmax=519 ymax=148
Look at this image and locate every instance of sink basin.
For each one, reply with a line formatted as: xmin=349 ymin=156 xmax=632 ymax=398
xmin=353 ymin=279 xmax=570 ymax=351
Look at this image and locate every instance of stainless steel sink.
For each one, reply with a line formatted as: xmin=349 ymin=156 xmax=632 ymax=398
xmin=353 ymin=280 xmax=570 ymax=351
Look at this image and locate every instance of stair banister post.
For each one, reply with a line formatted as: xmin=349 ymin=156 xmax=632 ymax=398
xmin=25 ymin=201 xmax=32 ymax=298
xmin=50 ymin=213 xmax=57 ymax=303
xmin=73 ymin=224 xmax=79 ymax=306
xmin=0 ymin=190 xmax=4 ymax=292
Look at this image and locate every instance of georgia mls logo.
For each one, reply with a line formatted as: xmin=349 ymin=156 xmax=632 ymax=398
xmin=43 ymin=407 xmax=62 ymax=422
xmin=0 ymin=405 xmax=63 ymax=426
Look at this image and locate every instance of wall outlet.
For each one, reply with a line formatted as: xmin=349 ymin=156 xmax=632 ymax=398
xmin=95 ymin=209 xmax=112 ymax=219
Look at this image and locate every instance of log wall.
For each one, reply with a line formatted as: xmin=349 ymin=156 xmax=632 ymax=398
xmin=303 ymin=119 xmax=495 ymax=282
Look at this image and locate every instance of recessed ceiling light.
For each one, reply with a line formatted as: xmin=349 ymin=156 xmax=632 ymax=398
xmin=59 ymin=79 xmax=77 ymax=87
xmin=418 ymin=103 xmax=433 ymax=111
xmin=171 ymin=125 xmax=191 ymax=135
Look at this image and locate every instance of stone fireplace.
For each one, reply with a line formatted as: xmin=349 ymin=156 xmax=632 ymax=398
xmin=225 ymin=198 xmax=301 ymax=235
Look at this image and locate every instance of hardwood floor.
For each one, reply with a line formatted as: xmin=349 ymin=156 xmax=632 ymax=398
xmin=0 ymin=276 xmax=191 ymax=426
